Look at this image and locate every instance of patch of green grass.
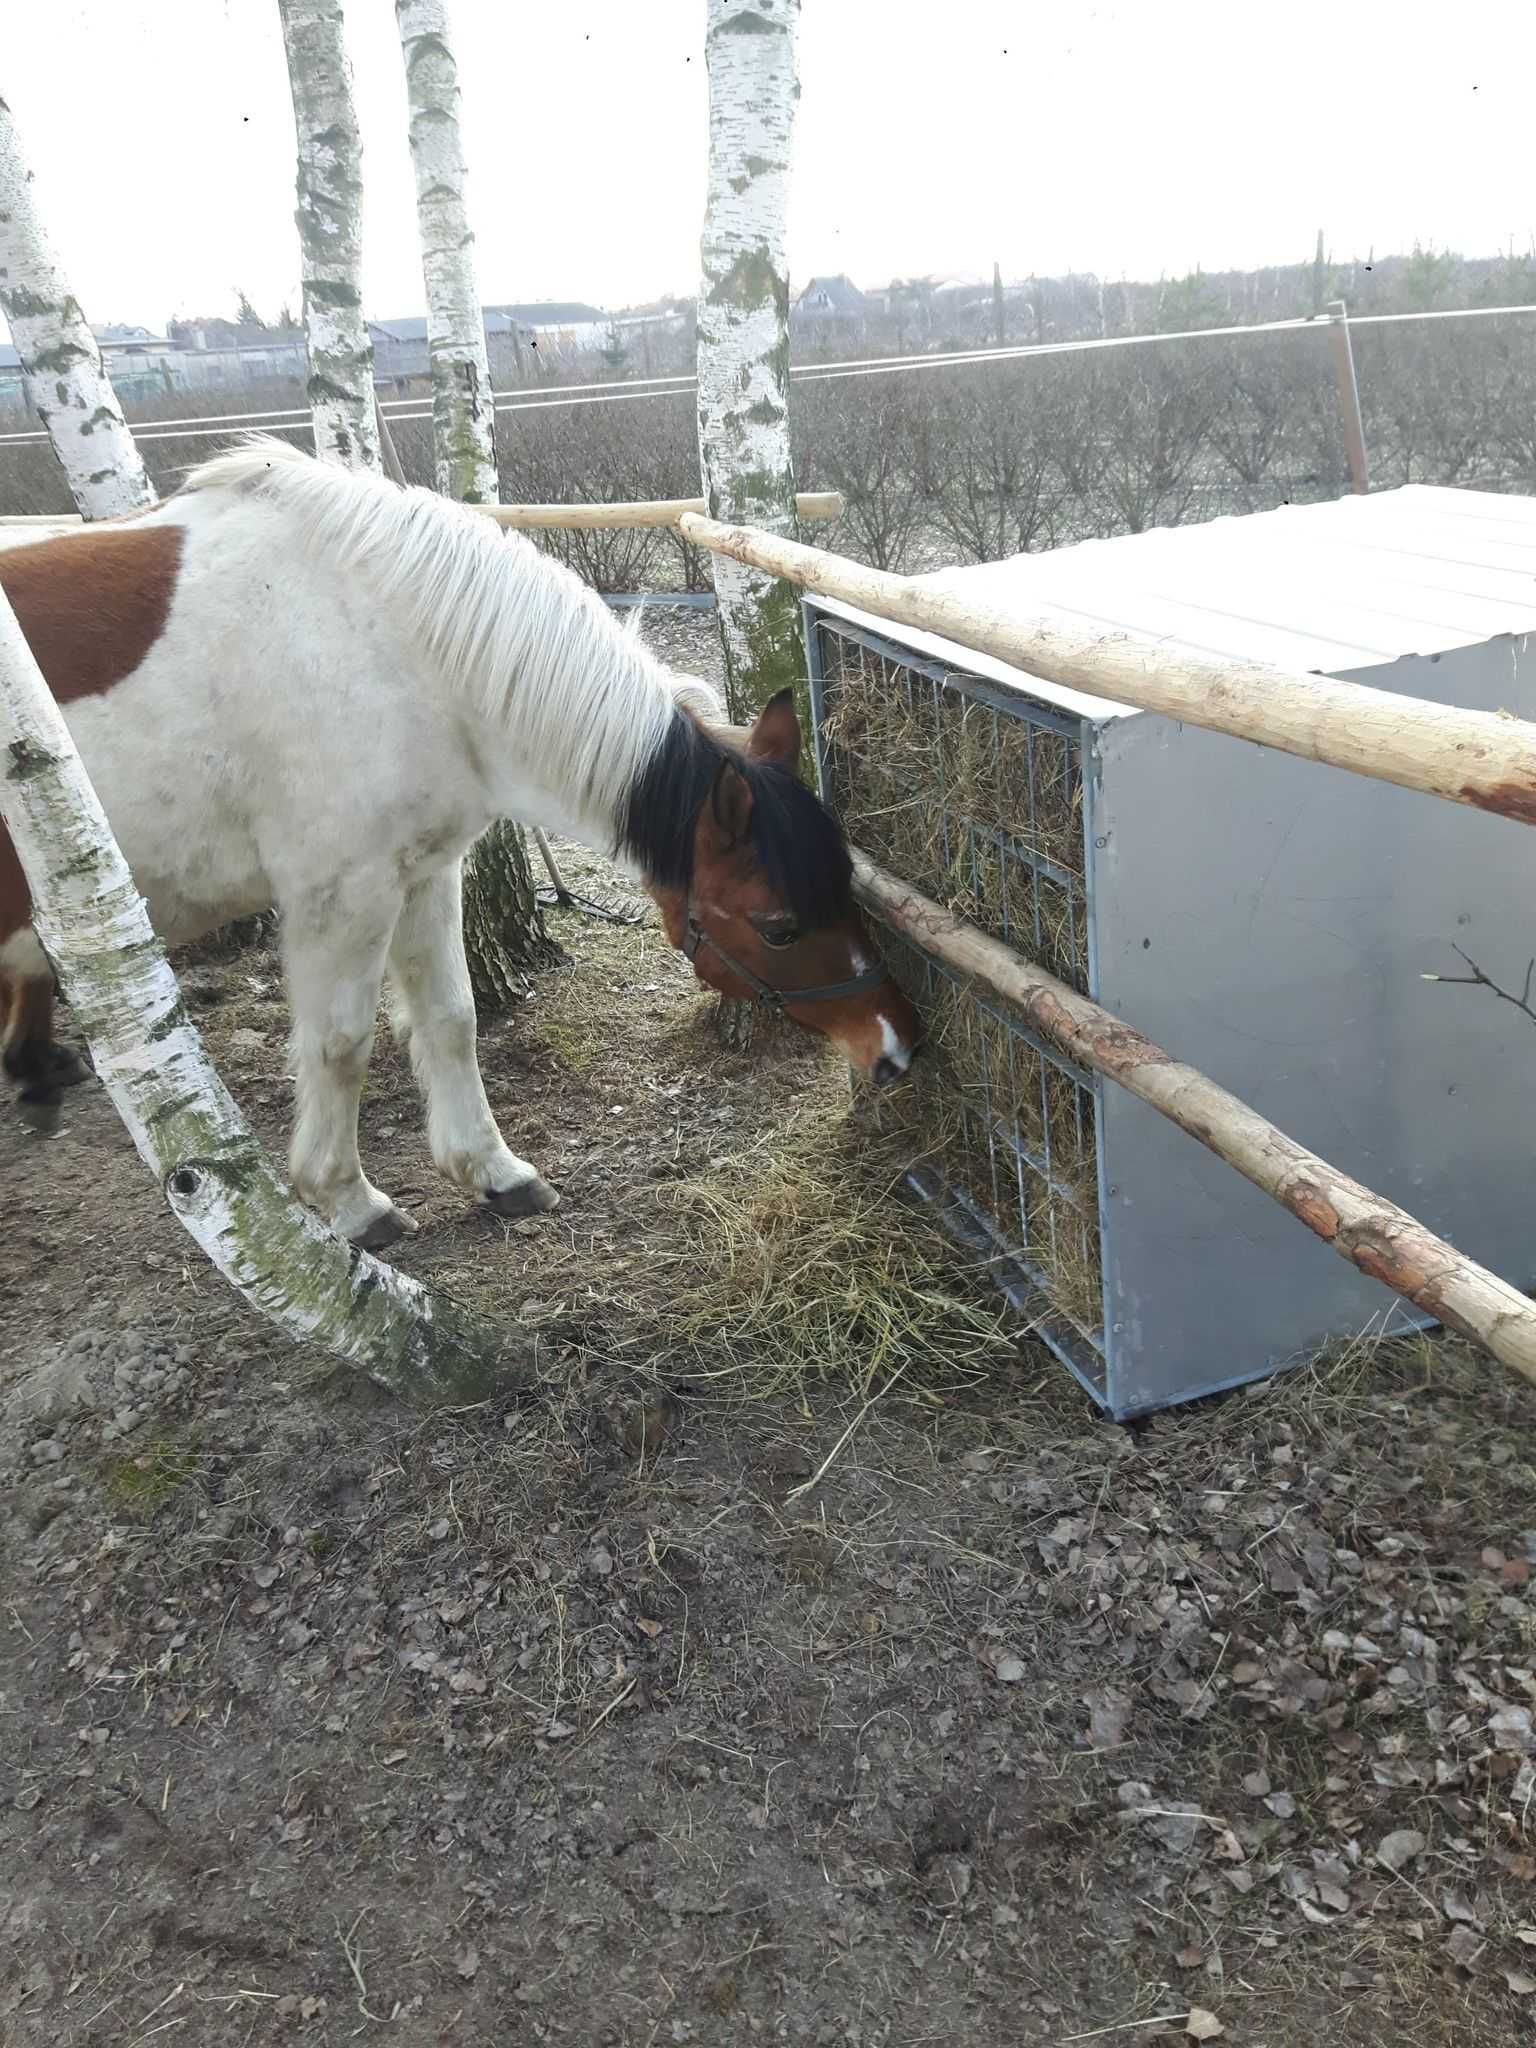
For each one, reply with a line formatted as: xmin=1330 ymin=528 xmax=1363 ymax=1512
xmin=98 ymin=1430 xmax=199 ymax=1519
xmin=531 ymin=1010 xmax=602 ymax=1075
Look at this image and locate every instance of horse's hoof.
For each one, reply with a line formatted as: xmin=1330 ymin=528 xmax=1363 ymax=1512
xmin=481 ymin=1176 xmax=561 ymax=1219
xmin=47 ymin=1046 xmax=91 ymax=1090
xmin=352 ymin=1205 xmax=419 ymax=1252
xmin=15 ymin=1092 xmax=62 ymax=1136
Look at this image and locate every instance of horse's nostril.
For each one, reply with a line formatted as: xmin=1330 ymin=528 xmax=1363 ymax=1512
xmin=873 ymin=1055 xmax=905 ymax=1087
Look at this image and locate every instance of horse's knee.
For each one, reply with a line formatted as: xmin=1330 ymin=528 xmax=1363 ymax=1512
xmin=416 ymin=1005 xmax=477 ymax=1066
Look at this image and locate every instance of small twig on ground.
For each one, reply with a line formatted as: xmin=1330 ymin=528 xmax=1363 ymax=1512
xmin=564 ymin=1675 xmax=639 ymax=1758
xmin=1056 ymin=2019 xmax=1188 ymax=2044
xmin=1423 ymin=945 xmax=1536 ymax=1030
xmin=785 ymin=1363 xmax=908 ymax=1503
xmin=337 ymin=1910 xmax=387 ymax=2023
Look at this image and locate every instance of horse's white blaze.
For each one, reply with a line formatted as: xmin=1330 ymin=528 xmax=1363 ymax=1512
xmin=877 ymin=1013 xmax=913 ymax=1072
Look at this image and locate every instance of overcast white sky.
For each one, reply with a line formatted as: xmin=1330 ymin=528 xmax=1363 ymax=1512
xmin=6 ymin=1 xmax=1533 ymax=330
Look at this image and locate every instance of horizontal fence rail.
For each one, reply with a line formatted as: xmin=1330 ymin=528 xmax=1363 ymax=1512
xmin=3 ymin=491 xmax=844 ymax=535
xmin=679 ymin=512 xmax=1536 ymax=826
xmin=483 ymin=491 xmax=842 ymax=531
xmin=852 ymin=852 xmax=1536 ymax=1387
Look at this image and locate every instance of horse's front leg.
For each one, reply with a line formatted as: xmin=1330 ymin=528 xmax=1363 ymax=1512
xmin=386 ymin=862 xmax=560 ymax=1219
xmin=283 ymin=889 xmax=414 ymax=1249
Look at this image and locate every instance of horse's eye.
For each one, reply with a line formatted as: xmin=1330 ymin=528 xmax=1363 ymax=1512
xmin=761 ymin=923 xmax=799 ymax=950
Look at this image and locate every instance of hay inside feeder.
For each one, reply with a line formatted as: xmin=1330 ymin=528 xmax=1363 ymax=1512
xmin=819 ymin=625 xmax=1105 ymax=1343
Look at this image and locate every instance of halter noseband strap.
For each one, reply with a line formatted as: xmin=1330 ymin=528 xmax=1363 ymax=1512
xmin=682 ymin=897 xmax=890 ymax=1013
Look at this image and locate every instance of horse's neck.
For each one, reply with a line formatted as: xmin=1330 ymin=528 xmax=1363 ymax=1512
xmin=450 ymin=577 xmax=672 ymax=852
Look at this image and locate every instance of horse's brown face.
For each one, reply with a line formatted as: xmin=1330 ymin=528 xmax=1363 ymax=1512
xmin=652 ymin=694 xmax=921 ymax=1086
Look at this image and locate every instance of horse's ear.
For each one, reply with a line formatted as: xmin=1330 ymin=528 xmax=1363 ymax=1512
xmin=696 ymin=757 xmax=753 ymax=857
xmin=745 ymin=688 xmax=801 ymax=773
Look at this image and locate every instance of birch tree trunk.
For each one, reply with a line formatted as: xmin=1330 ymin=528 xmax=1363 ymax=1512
xmin=697 ymin=0 xmax=802 ymax=1049
xmin=395 ymin=0 xmax=553 ymax=1003
xmin=697 ymin=0 xmax=802 ymax=728
xmin=0 ymin=98 xmax=154 ymax=520
xmin=0 ymin=585 xmax=519 ymax=1404
xmin=395 ymin=0 xmax=498 ymax=504
xmin=277 ymin=0 xmax=381 ymax=472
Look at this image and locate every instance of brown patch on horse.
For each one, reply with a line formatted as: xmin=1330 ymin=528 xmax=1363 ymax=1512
xmin=0 ymin=522 xmax=183 ymax=960
xmin=0 ymin=522 xmax=184 ymax=707
xmin=0 ymin=820 xmax=31 ymax=954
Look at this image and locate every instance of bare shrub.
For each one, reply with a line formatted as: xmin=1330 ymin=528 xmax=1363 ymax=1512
xmin=1205 ymin=335 xmax=1342 ymax=510
xmin=926 ymin=361 xmax=1076 ymax=562
xmin=1062 ymin=349 xmax=1222 ymax=535
xmin=793 ymin=373 xmax=933 ymax=571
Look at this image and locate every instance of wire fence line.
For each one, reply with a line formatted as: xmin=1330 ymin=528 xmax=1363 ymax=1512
xmin=7 ymin=301 xmax=1536 ymax=594
xmin=2 ymin=301 xmax=1534 ymax=451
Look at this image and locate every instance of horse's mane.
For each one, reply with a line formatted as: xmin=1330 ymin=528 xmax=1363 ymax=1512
xmin=179 ymin=436 xmax=850 ymax=924
xmin=179 ymin=435 xmax=680 ymax=834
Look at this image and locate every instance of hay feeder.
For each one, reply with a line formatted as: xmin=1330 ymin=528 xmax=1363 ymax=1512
xmin=804 ymin=485 xmax=1536 ymax=1418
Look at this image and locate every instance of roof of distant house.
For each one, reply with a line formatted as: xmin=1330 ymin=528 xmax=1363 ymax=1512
xmin=483 ymin=301 xmax=608 ymax=327
xmin=795 ymin=274 xmax=867 ymax=312
xmin=370 ymin=303 xmax=607 ymax=341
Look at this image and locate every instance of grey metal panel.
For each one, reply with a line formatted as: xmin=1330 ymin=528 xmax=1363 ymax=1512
xmin=1092 ymin=635 xmax=1536 ymax=1415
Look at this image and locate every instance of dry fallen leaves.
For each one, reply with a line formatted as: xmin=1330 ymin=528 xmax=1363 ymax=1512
xmin=1085 ymin=1688 xmax=1131 ymax=1749
xmin=1375 ymin=1828 xmax=1427 ymax=1875
xmin=1186 ymin=2009 xmax=1225 ymax=2041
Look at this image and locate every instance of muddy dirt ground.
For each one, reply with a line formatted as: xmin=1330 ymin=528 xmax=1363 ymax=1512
xmin=5 ymin=616 xmax=1536 ymax=2046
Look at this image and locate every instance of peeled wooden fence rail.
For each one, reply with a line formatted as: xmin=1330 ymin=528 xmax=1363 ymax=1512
xmin=852 ymin=851 xmax=1536 ymax=1388
xmin=0 ymin=491 xmax=845 ymax=535
xmin=483 ymin=491 xmax=842 ymax=532
xmin=679 ymin=512 xmax=1536 ymax=826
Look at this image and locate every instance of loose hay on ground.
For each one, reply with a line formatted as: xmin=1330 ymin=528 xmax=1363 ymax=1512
xmin=641 ymin=1111 xmax=1020 ymax=1399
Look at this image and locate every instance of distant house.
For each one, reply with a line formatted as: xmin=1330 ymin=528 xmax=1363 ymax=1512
xmin=0 ymin=326 xmax=183 ymax=406
xmin=92 ymin=324 xmax=180 ymax=401
xmin=792 ymin=275 xmax=868 ymax=340
xmin=368 ymin=302 xmax=611 ymax=386
xmin=0 ymin=294 xmax=618 ymax=416
xmin=485 ymin=301 xmax=608 ymax=348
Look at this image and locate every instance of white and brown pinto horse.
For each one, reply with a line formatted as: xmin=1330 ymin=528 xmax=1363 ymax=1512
xmin=0 ymin=437 xmax=918 ymax=1246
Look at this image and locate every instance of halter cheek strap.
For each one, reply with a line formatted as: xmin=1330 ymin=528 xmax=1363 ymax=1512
xmin=682 ymin=897 xmax=891 ymax=1013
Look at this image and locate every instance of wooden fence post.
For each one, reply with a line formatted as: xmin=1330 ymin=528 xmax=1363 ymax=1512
xmin=1327 ymin=298 xmax=1370 ymax=495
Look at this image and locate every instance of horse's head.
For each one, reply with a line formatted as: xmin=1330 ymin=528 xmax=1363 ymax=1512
xmin=641 ymin=690 xmax=921 ymax=1084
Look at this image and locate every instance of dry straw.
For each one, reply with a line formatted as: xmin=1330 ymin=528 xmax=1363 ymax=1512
xmin=820 ymin=627 xmax=1105 ymax=1339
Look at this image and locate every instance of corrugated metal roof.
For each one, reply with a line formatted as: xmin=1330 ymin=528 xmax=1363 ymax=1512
xmin=915 ymin=485 xmax=1536 ymax=676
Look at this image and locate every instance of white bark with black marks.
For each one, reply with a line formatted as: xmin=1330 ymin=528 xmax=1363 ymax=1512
xmin=0 ymin=583 xmax=517 ymax=1403
xmin=696 ymin=0 xmax=802 ymax=726
xmin=277 ymin=0 xmax=382 ymax=473
xmin=395 ymin=0 xmax=498 ymax=504
xmin=0 ymin=98 xmax=154 ymax=520
xmin=391 ymin=0 xmax=547 ymax=988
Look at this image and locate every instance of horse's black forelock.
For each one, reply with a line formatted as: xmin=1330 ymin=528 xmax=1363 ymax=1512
xmin=621 ymin=711 xmax=854 ymax=925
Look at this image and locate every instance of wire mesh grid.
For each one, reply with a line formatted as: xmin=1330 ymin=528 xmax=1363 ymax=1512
xmin=813 ymin=618 xmax=1108 ymax=1365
